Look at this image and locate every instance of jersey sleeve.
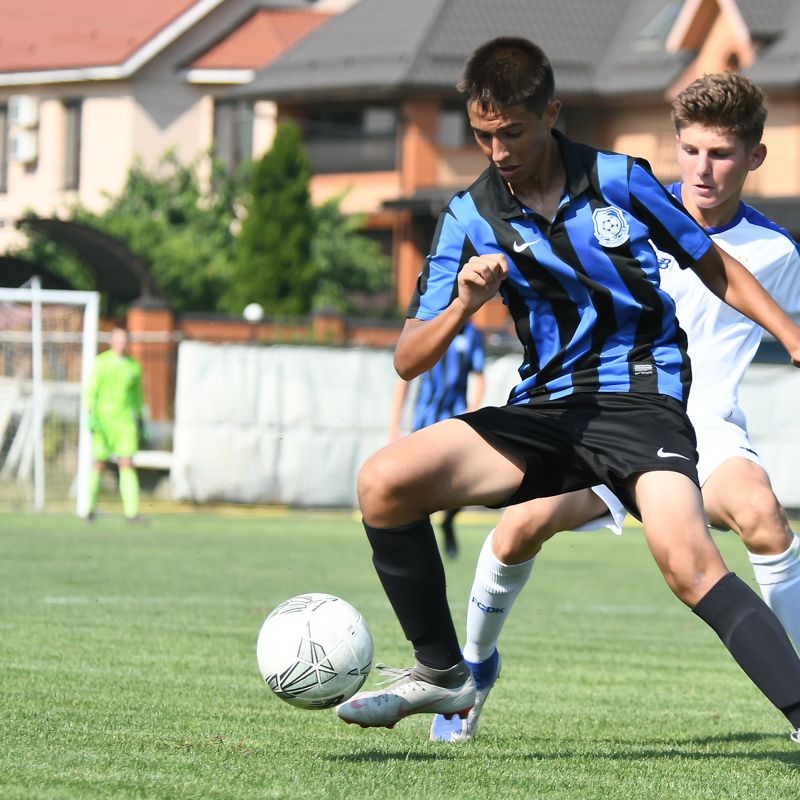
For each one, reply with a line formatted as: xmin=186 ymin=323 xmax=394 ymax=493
xmin=83 ymin=354 xmax=102 ymax=413
xmin=767 ymin=248 xmax=800 ymax=322
xmin=629 ymin=161 xmax=712 ymax=269
xmin=406 ymin=206 xmax=477 ymax=321
xmin=132 ymin=361 xmax=145 ymax=415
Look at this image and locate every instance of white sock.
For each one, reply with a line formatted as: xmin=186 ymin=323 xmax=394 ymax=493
xmin=748 ymin=532 xmax=800 ymax=653
xmin=462 ymin=529 xmax=536 ymax=663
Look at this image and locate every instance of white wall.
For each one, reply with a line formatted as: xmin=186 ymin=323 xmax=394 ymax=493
xmin=171 ymin=342 xmax=800 ymax=511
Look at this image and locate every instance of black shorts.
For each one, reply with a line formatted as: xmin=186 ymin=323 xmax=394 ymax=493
xmin=456 ymin=392 xmax=698 ymax=519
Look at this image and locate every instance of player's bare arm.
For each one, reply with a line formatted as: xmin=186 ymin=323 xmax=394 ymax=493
xmin=394 ymin=254 xmax=507 ymax=379
xmin=692 ymin=243 xmax=800 ymax=366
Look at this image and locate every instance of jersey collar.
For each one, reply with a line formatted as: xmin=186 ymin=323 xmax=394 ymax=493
xmin=670 ymin=181 xmax=746 ymax=234
xmin=488 ymin=130 xmax=591 ymax=220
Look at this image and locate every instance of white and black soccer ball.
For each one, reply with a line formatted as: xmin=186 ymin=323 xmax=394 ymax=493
xmin=256 ymin=593 xmax=373 ymax=710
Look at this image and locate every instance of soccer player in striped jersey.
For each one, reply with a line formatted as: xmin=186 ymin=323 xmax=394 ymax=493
xmin=335 ymin=39 xmax=800 ymax=741
xmin=388 ymin=321 xmax=485 ymax=558
xmin=430 ymin=72 xmax=800 ymax=744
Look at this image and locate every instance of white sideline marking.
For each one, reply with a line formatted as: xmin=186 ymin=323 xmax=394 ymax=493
xmin=42 ymin=595 xmax=249 ymax=606
xmin=556 ymin=602 xmax=684 ymax=616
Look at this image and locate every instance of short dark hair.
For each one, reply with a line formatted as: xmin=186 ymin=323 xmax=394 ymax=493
xmin=458 ymin=37 xmax=555 ymax=116
xmin=671 ymin=72 xmax=767 ymax=149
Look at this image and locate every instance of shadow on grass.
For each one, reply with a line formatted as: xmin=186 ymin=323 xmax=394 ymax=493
xmin=328 ymin=732 xmax=800 ymax=766
xmin=326 ymin=750 xmax=456 ymax=763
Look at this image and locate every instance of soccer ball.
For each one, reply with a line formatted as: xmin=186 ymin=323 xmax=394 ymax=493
xmin=256 ymin=593 xmax=373 ymax=710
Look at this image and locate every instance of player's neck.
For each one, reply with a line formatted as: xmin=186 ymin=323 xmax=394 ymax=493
xmin=508 ymin=145 xmax=565 ymax=220
xmin=685 ymin=193 xmax=740 ymax=230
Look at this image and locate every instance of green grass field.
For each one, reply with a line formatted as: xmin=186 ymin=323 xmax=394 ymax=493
xmin=2 ymin=510 xmax=798 ymax=799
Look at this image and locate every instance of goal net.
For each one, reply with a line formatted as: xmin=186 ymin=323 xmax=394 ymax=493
xmin=0 ymin=280 xmax=99 ymax=513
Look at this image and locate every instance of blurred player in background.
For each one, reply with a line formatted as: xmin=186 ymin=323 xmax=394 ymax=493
xmin=431 ymin=71 xmax=800 ymax=743
xmin=388 ymin=321 xmax=486 ymax=557
xmin=83 ymin=322 xmax=144 ymax=523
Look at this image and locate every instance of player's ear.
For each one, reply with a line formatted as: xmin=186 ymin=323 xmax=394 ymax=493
xmin=748 ymin=142 xmax=767 ymax=171
xmin=543 ymin=99 xmax=561 ymax=129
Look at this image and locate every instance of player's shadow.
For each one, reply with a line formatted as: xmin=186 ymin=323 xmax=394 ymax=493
xmin=515 ymin=732 xmax=799 ymax=766
xmin=328 ymin=750 xmax=453 ymax=763
xmin=330 ymin=733 xmax=799 ymax=765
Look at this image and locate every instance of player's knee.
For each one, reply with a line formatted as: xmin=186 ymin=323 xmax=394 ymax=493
xmin=657 ymin=554 xmax=726 ymax=606
xmin=357 ymin=451 xmax=402 ymax=518
xmin=494 ymin=505 xmax=556 ymax=563
xmin=732 ymin=485 xmax=789 ymax=552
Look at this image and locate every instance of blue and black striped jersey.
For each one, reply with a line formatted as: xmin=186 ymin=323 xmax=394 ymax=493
xmin=409 ymin=132 xmax=713 ymax=406
xmin=413 ymin=322 xmax=484 ymax=430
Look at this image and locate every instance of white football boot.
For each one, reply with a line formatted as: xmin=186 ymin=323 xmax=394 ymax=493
xmin=336 ymin=663 xmax=475 ymax=729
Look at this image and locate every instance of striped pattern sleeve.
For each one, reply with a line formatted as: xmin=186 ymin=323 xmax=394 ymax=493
xmin=628 ymin=161 xmax=712 ymax=268
xmin=407 ymin=204 xmax=478 ymax=321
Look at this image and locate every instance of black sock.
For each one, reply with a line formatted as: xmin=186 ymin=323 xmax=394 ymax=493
xmin=692 ymin=572 xmax=800 ymax=728
xmin=442 ymin=508 xmax=459 ymax=556
xmin=364 ymin=517 xmax=461 ymax=670
xmin=442 ymin=508 xmax=460 ymax=532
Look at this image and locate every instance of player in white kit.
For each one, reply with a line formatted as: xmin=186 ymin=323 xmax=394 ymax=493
xmin=431 ymin=71 xmax=800 ymax=743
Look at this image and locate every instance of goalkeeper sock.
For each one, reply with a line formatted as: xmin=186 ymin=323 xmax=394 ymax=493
xmin=119 ymin=467 xmax=140 ymax=519
xmin=364 ymin=517 xmax=462 ymax=670
xmin=87 ymin=468 xmax=102 ymax=514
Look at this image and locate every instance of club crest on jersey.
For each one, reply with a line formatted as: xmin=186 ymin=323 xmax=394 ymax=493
xmin=592 ymin=206 xmax=629 ymax=248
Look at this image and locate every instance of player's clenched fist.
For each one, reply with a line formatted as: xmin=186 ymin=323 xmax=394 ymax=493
xmin=457 ymin=254 xmax=508 ymax=314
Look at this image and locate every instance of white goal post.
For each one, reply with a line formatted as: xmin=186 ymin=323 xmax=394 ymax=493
xmin=0 ymin=279 xmax=99 ymax=514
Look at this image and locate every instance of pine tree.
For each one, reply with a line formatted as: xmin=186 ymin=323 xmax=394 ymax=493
xmin=226 ymin=121 xmax=315 ymax=316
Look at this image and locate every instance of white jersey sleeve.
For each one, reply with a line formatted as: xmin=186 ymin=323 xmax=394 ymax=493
xmin=657 ymin=197 xmax=800 ymax=421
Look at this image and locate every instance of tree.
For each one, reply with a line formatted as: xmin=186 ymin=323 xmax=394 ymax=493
xmin=310 ymin=197 xmax=392 ymax=316
xmin=224 ymin=121 xmax=315 ymax=316
xmin=9 ymin=128 xmax=393 ymax=318
xmin=12 ymin=153 xmax=244 ymax=314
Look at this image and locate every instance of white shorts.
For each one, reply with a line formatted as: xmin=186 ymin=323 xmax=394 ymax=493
xmin=574 ymin=484 xmax=627 ymax=535
xmin=577 ymin=405 xmax=763 ymax=535
xmin=692 ymin=407 xmax=763 ymax=486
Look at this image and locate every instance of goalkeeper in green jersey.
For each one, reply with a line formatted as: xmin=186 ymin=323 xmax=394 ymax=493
xmin=83 ymin=323 xmax=144 ymax=522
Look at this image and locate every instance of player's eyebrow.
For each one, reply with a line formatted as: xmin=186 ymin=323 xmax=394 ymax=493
xmin=471 ymin=121 xmax=524 ymax=134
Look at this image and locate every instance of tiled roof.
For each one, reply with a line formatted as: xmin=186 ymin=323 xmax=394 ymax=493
xmin=735 ymin=0 xmax=793 ymax=37
xmin=232 ymin=0 xmax=692 ymax=101
xmin=746 ymin=2 xmax=800 ymax=87
xmin=0 ymin=0 xmax=200 ymax=72
xmin=189 ymin=8 xmax=331 ymax=70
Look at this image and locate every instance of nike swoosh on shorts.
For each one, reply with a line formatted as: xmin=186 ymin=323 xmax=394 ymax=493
xmin=656 ymin=447 xmax=690 ymax=460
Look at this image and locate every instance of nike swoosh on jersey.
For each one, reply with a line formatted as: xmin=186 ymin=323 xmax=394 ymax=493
xmin=656 ymin=447 xmax=690 ymax=460
xmin=512 ymin=239 xmax=540 ymax=253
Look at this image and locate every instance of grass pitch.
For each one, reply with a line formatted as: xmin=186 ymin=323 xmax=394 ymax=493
xmin=1 ymin=510 xmax=798 ymax=799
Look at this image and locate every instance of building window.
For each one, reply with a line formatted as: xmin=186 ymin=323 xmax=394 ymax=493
xmin=438 ymin=107 xmax=472 ymax=148
xmin=0 ymin=105 xmax=7 ymax=193
xmin=213 ymin=100 xmax=254 ymax=171
xmin=64 ymin=99 xmax=82 ymax=190
xmin=302 ymin=104 xmax=397 ymax=173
